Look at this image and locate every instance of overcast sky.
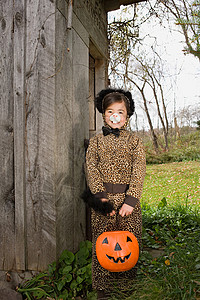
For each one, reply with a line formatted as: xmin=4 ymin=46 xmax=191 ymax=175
xmin=142 ymin=15 xmax=200 ymax=110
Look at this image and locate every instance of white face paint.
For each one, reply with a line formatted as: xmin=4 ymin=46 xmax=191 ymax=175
xmin=109 ymin=113 xmax=121 ymax=124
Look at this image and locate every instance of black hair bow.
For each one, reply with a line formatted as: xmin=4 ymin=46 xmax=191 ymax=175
xmin=102 ymin=126 xmax=120 ymax=137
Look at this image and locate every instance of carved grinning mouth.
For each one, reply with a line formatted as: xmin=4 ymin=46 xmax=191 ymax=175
xmin=106 ymin=253 xmax=131 ymax=263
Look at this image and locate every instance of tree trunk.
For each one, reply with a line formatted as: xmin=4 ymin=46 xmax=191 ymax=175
xmin=125 ymin=75 xmax=159 ymax=152
xmin=142 ymin=90 xmax=159 ymax=153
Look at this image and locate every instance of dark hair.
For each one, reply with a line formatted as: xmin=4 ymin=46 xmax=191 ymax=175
xmin=103 ymin=92 xmax=131 ymax=115
xmin=95 ymin=88 xmax=135 ymax=117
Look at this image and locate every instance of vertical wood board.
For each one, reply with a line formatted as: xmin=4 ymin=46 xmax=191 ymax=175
xmin=54 ymin=5 xmax=75 ymax=256
xmin=13 ymin=0 xmax=26 ymax=271
xmin=25 ymin=0 xmax=57 ymax=270
xmin=72 ymin=29 xmax=89 ymax=251
xmin=0 ymin=0 xmax=15 ymax=270
xmin=89 ymin=55 xmax=96 ymax=134
xmin=95 ymin=59 xmax=106 ymax=133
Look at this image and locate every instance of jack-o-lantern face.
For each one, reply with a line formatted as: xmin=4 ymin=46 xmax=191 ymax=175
xmin=96 ymin=231 xmax=139 ymax=272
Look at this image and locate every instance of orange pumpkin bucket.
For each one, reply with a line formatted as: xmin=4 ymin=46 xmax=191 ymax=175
xmin=96 ymin=231 xmax=139 ymax=272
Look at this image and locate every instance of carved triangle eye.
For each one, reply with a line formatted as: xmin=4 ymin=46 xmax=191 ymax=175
xmin=127 ymin=236 xmax=132 ymax=242
xmin=102 ymin=237 xmax=108 ymax=244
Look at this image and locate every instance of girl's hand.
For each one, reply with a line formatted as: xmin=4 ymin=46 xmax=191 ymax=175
xmin=119 ymin=203 xmax=133 ymax=217
xmin=101 ymin=198 xmax=115 ymax=216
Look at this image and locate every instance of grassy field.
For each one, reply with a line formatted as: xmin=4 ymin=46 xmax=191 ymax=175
xmin=141 ymin=161 xmax=200 ymax=207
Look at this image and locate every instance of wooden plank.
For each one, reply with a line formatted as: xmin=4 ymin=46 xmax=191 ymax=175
xmin=13 ymin=0 xmax=26 ymax=271
xmin=0 ymin=0 xmax=15 ymax=270
xmin=72 ymin=29 xmax=88 ymax=252
xmin=89 ymin=55 xmax=96 ymax=134
xmin=54 ymin=5 xmax=87 ymax=256
xmin=54 ymin=5 xmax=75 ymax=257
xmin=104 ymin=0 xmax=146 ymax=12
xmin=73 ymin=0 xmax=108 ymax=58
xmin=95 ymin=59 xmax=106 ymax=133
xmin=25 ymin=0 xmax=57 ymax=270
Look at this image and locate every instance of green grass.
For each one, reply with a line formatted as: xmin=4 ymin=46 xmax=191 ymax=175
xmin=110 ymin=202 xmax=200 ymax=300
xmin=141 ymin=161 xmax=200 ymax=207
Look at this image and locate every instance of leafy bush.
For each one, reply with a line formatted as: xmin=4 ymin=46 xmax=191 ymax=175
xmin=142 ymin=198 xmax=200 ymax=249
xmin=17 ymin=241 xmax=95 ymax=300
xmin=145 ymin=131 xmax=200 ymax=164
xmin=146 ymin=146 xmax=200 ymax=164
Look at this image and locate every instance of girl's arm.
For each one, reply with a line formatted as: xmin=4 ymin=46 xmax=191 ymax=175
xmin=85 ymin=136 xmax=107 ymax=199
xmin=85 ymin=136 xmax=115 ymax=216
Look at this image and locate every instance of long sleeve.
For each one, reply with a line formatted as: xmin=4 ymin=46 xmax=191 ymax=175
xmin=125 ymin=137 xmax=146 ymax=207
xmin=86 ymin=135 xmax=107 ymax=198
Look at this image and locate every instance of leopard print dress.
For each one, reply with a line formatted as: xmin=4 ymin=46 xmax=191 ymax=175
xmin=85 ymin=129 xmax=146 ymax=292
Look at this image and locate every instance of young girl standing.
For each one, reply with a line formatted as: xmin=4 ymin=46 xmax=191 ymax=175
xmin=85 ymin=88 xmax=146 ymax=299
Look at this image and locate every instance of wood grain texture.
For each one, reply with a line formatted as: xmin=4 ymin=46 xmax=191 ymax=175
xmin=73 ymin=0 xmax=108 ymax=58
xmin=54 ymin=4 xmax=89 ymax=256
xmin=0 ymin=0 xmax=15 ymax=270
xmin=54 ymin=4 xmax=75 ymax=256
xmin=25 ymin=0 xmax=56 ymax=270
xmin=72 ymin=29 xmax=88 ymax=251
xmin=13 ymin=0 xmax=26 ymax=271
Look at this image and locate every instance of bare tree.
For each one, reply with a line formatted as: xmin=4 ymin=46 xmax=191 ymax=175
xmin=130 ymin=54 xmax=169 ymax=149
xmin=108 ymin=5 xmax=140 ymax=88
xmin=110 ymin=48 xmax=170 ymax=150
xmin=157 ymin=0 xmax=200 ymax=60
xmin=177 ymin=104 xmax=200 ymax=127
xmin=127 ymin=78 xmax=160 ymax=152
xmin=108 ymin=3 xmax=171 ymax=151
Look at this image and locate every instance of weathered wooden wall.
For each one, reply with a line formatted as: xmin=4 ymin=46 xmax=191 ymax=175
xmin=25 ymin=0 xmax=57 ymax=271
xmin=13 ymin=0 xmax=26 ymax=271
xmin=0 ymin=0 xmax=107 ymax=272
xmin=54 ymin=0 xmax=89 ymax=258
xmin=0 ymin=0 xmax=15 ymax=270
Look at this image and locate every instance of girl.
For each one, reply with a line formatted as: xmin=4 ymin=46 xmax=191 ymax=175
xmin=84 ymin=88 xmax=146 ymax=299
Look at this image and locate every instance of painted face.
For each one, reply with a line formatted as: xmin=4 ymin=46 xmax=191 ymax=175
xmin=104 ymin=101 xmax=127 ymax=129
